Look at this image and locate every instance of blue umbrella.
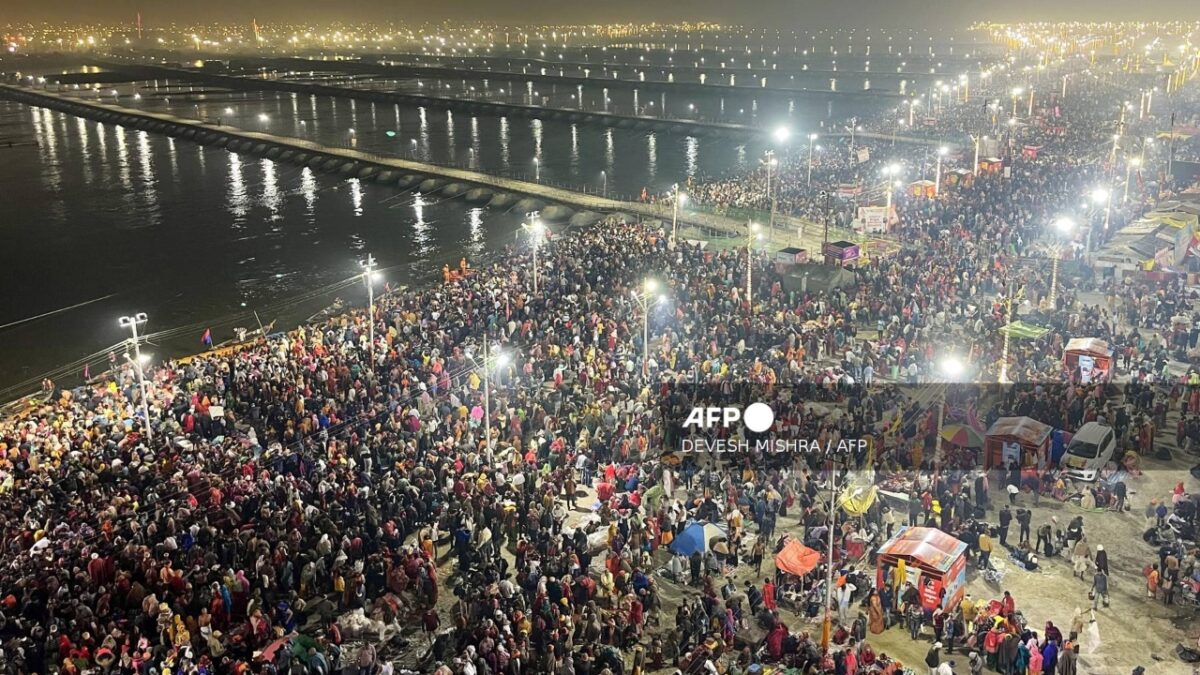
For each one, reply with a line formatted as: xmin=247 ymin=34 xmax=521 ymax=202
xmin=669 ymin=521 xmax=727 ymax=556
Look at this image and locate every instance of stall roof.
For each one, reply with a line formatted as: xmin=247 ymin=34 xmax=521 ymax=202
xmin=986 ymin=416 xmax=1052 ymax=446
xmin=1064 ymin=337 xmax=1112 ymax=356
xmin=876 ymin=527 xmax=967 ymax=573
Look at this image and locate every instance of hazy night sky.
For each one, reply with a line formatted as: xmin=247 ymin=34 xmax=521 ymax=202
xmin=4 ymin=0 xmax=1199 ymax=28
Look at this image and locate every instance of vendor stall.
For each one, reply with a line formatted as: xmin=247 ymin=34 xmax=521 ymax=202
xmin=822 ymin=241 xmax=861 ymax=267
xmin=908 ymin=180 xmax=937 ymax=198
xmin=979 ymin=157 xmax=1004 ymax=174
xmin=944 ymin=168 xmax=974 ymax=188
xmin=1063 ymin=337 xmax=1115 ymax=384
xmin=984 ymin=416 xmax=1052 ymax=470
xmin=876 ymin=527 xmax=968 ymax=611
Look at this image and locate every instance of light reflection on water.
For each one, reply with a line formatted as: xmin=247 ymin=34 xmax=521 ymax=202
xmin=0 ymin=100 xmax=530 ymax=391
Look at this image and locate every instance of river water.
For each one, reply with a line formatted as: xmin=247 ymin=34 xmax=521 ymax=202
xmin=0 ymin=73 xmax=895 ymax=395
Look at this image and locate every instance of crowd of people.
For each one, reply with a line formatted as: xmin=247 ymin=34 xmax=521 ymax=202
xmin=1 ymin=35 xmax=1199 ymax=675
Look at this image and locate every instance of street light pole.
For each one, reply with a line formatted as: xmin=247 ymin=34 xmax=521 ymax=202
xmin=119 ymin=313 xmax=152 ymax=446
xmin=483 ymin=334 xmax=491 ymax=451
xmin=601 ymin=170 xmax=607 ymax=197
xmin=522 ymin=213 xmax=545 ymax=294
xmin=765 ymin=151 xmax=777 ymax=230
xmin=821 ymin=463 xmax=840 ymax=650
xmin=632 ymin=279 xmax=660 ymax=379
xmin=360 ymin=254 xmax=377 ymax=366
xmin=746 ymin=221 xmax=761 ymax=300
xmin=807 ymin=134 xmax=818 ymax=185
xmin=672 ymin=183 xmax=680 ymax=241
xmin=934 ymin=146 xmax=948 ymax=196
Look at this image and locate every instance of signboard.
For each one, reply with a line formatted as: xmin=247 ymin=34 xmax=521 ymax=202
xmin=1078 ymin=355 xmax=1095 ymax=384
xmin=920 ymin=575 xmax=942 ymax=610
xmin=822 ymin=242 xmax=861 ymax=261
xmin=1001 ymin=441 xmax=1021 ymax=467
xmin=837 ymin=183 xmax=863 ymax=197
xmin=209 ymin=405 xmax=225 ymax=419
xmin=856 ymin=147 xmax=870 ymax=164
xmin=858 ymin=206 xmax=890 ymax=233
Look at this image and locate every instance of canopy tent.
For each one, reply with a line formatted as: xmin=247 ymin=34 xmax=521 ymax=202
xmin=875 ymin=526 xmax=968 ymax=610
xmin=669 ymin=521 xmax=727 ymax=556
xmin=940 ymin=424 xmax=985 ymax=448
xmin=775 ymin=538 xmax=822 ymax=577
xmin=984 ymin=416 xmax=1053 ymax=469
xmin=839 ymin=484 xmax=879 ymax=516
xmin=997 ymin=320 xmax=1051 ymax=339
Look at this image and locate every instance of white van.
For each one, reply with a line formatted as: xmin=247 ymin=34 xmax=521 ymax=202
xmin=1062 ymin=422 xmax=1116 ymax=482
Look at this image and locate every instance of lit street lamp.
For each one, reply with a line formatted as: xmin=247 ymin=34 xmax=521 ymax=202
xmin=765 ymin=151 xmax=779 ymax=230
xmin=934 ymin=356 xmax=966 ymax=465
xmin=521 ymin=213 xmax=546 ymax=294
xmin=883 ymin=163 xmax=901 ymax=209
xmin=467 ymin=336 xmax=509 ymax=452
xmin=746 ymin=221 xmax=763 ymax=299
xmin=934 ymin=146 xmax=948 ymax=196
xmin=807 ymin=133 xmax=819 ymax=184
xmin=631 ymin=279 xmax=665 ymax=378
xmin=1049 ymin=217 xmax=1076 ymax=308
xmin=359 ymin=254 xmax=379 ymax=364
xmin=600 ymin=170 xmax=607 ymax=197
xmin=1124 ymin=157 xmax=1141 ymax=203
xmin=118 ymin=313 xmax=152 ymax=445
xmin=671 ymin=183 xmax=686 ymax=242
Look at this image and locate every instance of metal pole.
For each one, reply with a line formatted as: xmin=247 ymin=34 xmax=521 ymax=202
xmin=935 ymin=155 xmax=943 ymax=196
xmin=808 ymin=139 xmax=815 ymax=185
xmin=747 ymin=221 xmax=754 ymax=300
xmin=935 ymin=390 xmax=946 ymax=467
xmin=642 ymin=297 xmax=649 ymax=379
xmin=129 ymin=323 xmax=152 ymax=447
xmin=362 ymin=254 xmax=376 ymax=366
xmin=483 ymin=334 xmax=491 ymax=451
xmin=1049 ymin=254 xmax=1060 ymax=309
xmin=767 ymin=152 xmax=777 ymax=230
xmin=672 ymin=183 xmax=679 ymax=241
xmin=972 ymin=136 xmax=981 ymax=176
xmin=821 ymin=465 xmax=839 ymax=650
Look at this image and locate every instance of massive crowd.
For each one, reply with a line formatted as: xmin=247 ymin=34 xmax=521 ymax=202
xmin=1 ymin=41 xmax=1200 ymax=675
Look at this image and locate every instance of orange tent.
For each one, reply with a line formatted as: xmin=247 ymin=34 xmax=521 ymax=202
xmin=774 ymin=538 xmax=821 ymax=577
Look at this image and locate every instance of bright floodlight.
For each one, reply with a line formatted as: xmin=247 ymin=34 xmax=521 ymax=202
xmin=1053 ymin=217 xmax=1076 ymax=234
xmin=940 ymin=356 xmax=965 ymax=379
xmin=773 ymin=126 xmax=791 ymax=143
xmin=258 ymin=113 xmax=269 ymax=121
xmin=679 ymin=193 xmax=687 ymax=205
xmin=885 ymin=163 xmax=901 ymax=176
xmin=808 ymin=133 xmax=818 ymax=141
xmin=644 ymin=278 xmax=658 ymax=293
xmin=938 ymin=146 xmax=949 ymax=156
xmin=494 ymin=351 xmax=510 ymax=368
xmin=1091 ymin=187 xmax=1110 ymax=204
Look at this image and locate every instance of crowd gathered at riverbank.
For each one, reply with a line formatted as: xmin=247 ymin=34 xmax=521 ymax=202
xmin=2 ymin=38 xmax=1200 ymax=675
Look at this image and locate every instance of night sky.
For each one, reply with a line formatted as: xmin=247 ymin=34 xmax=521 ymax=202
xmin=5 ymin=0 xmax=1200 ymax=28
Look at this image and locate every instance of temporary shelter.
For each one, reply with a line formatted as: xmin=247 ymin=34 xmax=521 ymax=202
xmin=984 ymin=416 xmax=1053 ymax=469
xmin=875 ymin=527 xmax=968 ymax=611
xmin=774 ymin=539 xmax=822 ymax=577
xmin=669 ymin=521 xmax=727 ymax=556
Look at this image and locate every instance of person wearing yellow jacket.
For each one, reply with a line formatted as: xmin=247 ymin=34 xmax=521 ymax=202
xmin=978 ymin=531 xmax=994 ymax=569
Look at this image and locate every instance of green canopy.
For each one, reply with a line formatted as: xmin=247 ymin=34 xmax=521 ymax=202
xmin=998 ymin=321 xmax=1050 ymax=340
